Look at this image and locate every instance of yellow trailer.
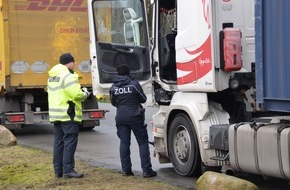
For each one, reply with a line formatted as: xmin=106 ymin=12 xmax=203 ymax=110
xmin=0 ymin=0 xmax=105 ymax=130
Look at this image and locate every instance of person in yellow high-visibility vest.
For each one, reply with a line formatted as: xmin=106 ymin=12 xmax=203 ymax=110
xmin=47 ymin=53 xmax=90 ymax=179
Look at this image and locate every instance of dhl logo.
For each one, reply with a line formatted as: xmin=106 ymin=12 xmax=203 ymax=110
xmin=15 ymin=0 xmax=87 ymax=12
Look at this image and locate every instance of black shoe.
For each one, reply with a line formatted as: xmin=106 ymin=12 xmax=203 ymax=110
xmin=143 ymin=170 xmax=157 ymax=178
xmin=55 ymin=173 xmax=62 ymax=178
xmin=122 ymin=171 xmax=134 ymax=176
xmin=62 ymin=171 xmax=84 ymax=179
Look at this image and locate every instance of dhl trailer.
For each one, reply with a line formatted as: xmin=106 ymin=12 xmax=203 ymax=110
xmin=0 ymin=0 xmax=105 ymax=130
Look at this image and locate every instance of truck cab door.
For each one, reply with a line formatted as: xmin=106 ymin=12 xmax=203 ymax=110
xmin=88 ymin=0 xmax=151 ymax=95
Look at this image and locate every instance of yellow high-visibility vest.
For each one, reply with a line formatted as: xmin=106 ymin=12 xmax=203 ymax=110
xmin=47 ymin=64 xmax=87 ymax=123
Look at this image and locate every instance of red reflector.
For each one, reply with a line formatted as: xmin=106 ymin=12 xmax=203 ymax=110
xmin=89 ymin=111 xmax=104 ymax=118
xmin=7 ymin=114 xmax=25 ymax=122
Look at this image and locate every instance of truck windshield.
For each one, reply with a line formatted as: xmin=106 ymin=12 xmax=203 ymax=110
xmin=92 ymin=0 xmax=146 ymax=46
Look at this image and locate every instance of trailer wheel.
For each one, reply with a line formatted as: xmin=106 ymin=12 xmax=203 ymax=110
xmin=79 ymin=125 xmax=95 ymax=131
xmin=168 ymin=113 xmax=201 ymax=176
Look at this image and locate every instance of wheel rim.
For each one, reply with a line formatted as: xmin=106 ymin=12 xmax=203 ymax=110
xmin=173 ymin=125 xmax=192 ymax=164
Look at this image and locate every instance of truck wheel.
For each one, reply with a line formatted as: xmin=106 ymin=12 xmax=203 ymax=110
xmin=79 ymin=126 xmax=95 ymax=131
xmin=168 ymin=113 xmax=201 ymax=176
xmin=201 ymin=162 xmax=221 ymax=174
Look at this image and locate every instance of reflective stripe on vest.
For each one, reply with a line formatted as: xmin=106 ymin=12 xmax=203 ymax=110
xmin=49 ymin=114 xmax=82 ymax=121
xmin=47 ymin=73 xmax=78 ymax=91
xmin=48 ymin=73 xmax=82 ymax=122
xmin=49 ymin=106 xmax=82 ymax=122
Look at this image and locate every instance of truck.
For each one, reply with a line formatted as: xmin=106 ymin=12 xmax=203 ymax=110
xmin=87 ymin=0 xmax=290 ymax=180
xmin=0 ymin=0 xmax=106 ymax=130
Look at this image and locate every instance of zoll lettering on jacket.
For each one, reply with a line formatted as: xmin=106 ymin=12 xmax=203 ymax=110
xmin=114 ymin=87 xmax=133 ymax=95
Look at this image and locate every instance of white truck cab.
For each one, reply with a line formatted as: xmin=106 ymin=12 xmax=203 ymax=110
xmin=88 ymin=0 xmax=290 ymax=180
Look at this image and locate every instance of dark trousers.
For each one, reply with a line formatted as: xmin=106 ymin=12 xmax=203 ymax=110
xmin=116 ymin=121 xmax=152 ymax=173
xmin=53 ymin=121 xmax=79 ymax=175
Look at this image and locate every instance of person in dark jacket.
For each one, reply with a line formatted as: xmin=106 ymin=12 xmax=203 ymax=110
xmin=110 ymin=55 xmax=157 ymax=178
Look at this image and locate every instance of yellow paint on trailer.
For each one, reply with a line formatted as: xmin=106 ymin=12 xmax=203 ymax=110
xmin=1 ymin=0 xmax=92 ymax=88
xmin=0 ymin=0 xmax=10 ymax=90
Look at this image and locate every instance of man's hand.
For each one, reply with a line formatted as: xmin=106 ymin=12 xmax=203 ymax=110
xmin=82 ymin=87 xmax=92 ymax=98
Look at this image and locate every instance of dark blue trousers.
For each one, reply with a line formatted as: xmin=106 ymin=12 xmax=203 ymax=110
xmin=53 ymin=121 xmax=79 ymax=175
xmin=116 ymin=121 xmax=152 ymax=173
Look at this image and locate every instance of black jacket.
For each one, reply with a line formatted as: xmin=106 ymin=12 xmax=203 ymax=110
xmin=110 ymin=75 xmax=147 ymax=123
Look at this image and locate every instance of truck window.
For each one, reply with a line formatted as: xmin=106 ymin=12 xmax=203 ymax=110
xmin=92 ymin=0 xmax=146 ymax=47
xmin=90 ymin=0 xmax=151 ymax=85
xmin=158 ymin=1 xmax=177 ymax=83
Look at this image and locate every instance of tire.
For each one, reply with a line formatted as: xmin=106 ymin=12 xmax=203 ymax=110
xmin=201 ymin=162 xmax=221 ymax=174
xmin=80 ymin=120 xmax=97 ymax=131
xmin=168 ymin=113 xmax=201 ymax=176
xmin=79 ymin=126 xmax=95 ymax=131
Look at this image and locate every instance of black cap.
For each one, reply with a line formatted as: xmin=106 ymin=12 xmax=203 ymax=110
xmin=116 ymin=64 xmax=130 ymax=75
xmin=60 ymin=53 xmax=74 ymax=65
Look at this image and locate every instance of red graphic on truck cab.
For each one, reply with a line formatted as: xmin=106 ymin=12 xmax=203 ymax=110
xmin=14 ymin=0 xmax=87 ymax=12
xmin=176 ymin=35 xmax=212 ymax=85
xmin=176 ymin=0 xmax=212 ymax=85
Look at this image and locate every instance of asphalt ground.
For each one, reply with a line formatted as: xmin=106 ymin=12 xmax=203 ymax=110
xmin=14 ymin=102 xmax=290 ymax=190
